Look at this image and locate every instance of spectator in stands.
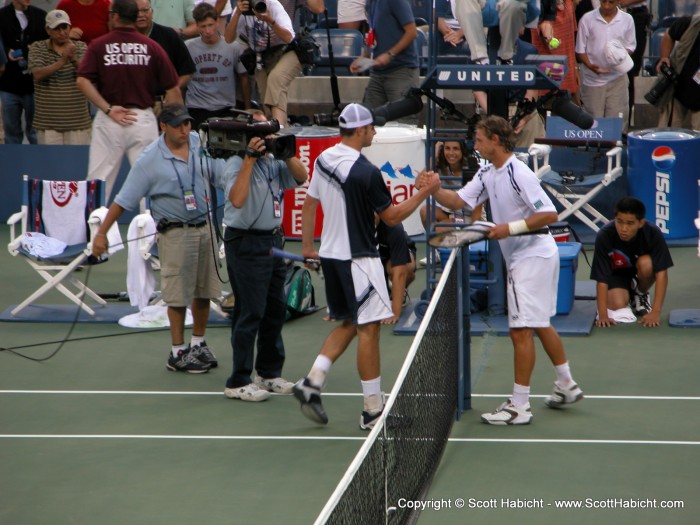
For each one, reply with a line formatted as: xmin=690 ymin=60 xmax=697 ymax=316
xmin=216 ymin=110 xmax=308 ymax=402
xmin=420 ymin=140 xmax=482 ymax=232
xmin=185 ymin=3 xmax=250 ymax=128
xmin=376 ymin=220 xmax=416 ymax=324
xmin=151 ymin=0 xmax=198 ymax=38
xmin=225 ymin=0 xmax=324 ymax=126
xmin=349 ymin=0 xmax=419 ymax=125
xmin=655 ymin=16 xmax=700 ymax=129
xmin=56 ymin=0 xmax=110 ymax=45
xmin=28 ymin=10 xmax=91 ymax=145
xmin=531 ymin=0 xmax=580 ymax=104
xmin=452 ymin=0 xmax=532 ymax=65
xmin=436 ymin=0 xmax=469 ymax=56
xmin=338 ymin=0 xmax=366 ymax=30
xmin=77 ymin=0 xmax=182 ymax=201
xmin=135 ymin=0 xmax=195 ymax=103
xmin=621 ymin=0 xmax=650 ymax=126
xmin=0 ymin=0 xmax=48 ymax=144
xmin=591 ymin=197 xmax=673 ymax=328
xmin=575 ymin=0 xmax=635 ymax=130
xmin=195 ymin=0 xmax=233 ymax=33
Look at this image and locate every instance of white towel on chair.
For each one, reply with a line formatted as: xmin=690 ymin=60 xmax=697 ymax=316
xmin=126 ymin=213 xmax=157 ymax=311
xmin=20 ymin=232 xmax=67 ymax=257
xmin=88 ymin=207 xmax=123 ymax=255
xmin=41 ymin=180 xmax=88 ymax=245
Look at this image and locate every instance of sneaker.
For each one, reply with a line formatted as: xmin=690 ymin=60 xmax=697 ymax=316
xmin=629 ymin=278 xmax=652 ymax=315
xmin=481 ymin=400 xmax=532 ymax=425
xmin=497 ymin=57 xmax=514 ymax=66
xmin=224 ymin=383 xmax=271 ymax=402
xmin=402 ymin=289 xmax=410 ymax=308
xmin=418 ymin=257 xmax=427 ymax=268
xmin=360 ymin=410 xmax=383 ymax=430
xmin=255 ymin=375 xmax=294 ymax=394
xmin=292 ymin=378 xmax=328 ymax=425
xmin=544 ymin=382 xmax=584 ymax=409
xmin=166 ymin=347 xmax=211 ymax=374
xmin=191 ymin=340 xmax=218 ymax=368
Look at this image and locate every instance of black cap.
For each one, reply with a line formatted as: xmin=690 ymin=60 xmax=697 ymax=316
xmin=159 ymin=104 xmax=193 ymax=127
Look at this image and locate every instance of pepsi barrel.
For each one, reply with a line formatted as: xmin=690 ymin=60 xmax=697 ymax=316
xmin=627 ymin=128 xmax=700 ymax=239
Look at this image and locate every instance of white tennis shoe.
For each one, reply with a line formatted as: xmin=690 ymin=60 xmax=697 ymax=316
xmin=544 ymin=382 xmax=584 ymax=408
xmin=481 ymin=400 xmax=532 ymax=425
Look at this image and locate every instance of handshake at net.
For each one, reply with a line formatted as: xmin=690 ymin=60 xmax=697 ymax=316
xmin=414 ymin=170 xmax=442 ymax=193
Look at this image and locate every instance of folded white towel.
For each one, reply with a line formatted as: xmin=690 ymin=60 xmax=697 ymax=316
xmin=89 ymin=207 xmax=123 ymax=255
xmin=118 ymin=305 xmax=193 ymax=328
xmin=597 ymin=306 xmax=637 ymax=323
xmin=126 ymin=213 xmax=157 ymax=311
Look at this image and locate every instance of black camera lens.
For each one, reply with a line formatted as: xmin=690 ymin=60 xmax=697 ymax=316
xmin=253 ymin=0 xmax=266 ymax=13
xmin=313 ymin=113 xmax=338 ymax=126
xmin=264 ymin=135 xmax=296 ymax=160
xmin=644 ymin=62 xmax=678 ymax=106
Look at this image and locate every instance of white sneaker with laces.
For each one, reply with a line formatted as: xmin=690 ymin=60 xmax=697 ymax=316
xmin=224 ymin=383 xmax=271 ymax=402
xmin=544 ymin=382 xmax=584 ymax=408
xmin=481 ymin=400 xmax=532 ymax=425
xmin=254 ymin=376 xmax=294 ymax=394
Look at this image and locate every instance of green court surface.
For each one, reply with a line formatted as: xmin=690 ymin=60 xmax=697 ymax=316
xmin=1 ymin=228 xmax=699 ymax=525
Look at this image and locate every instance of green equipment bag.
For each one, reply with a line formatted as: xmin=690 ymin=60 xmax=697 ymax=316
xmin=284 ymin=263 xmax=320 ymax=320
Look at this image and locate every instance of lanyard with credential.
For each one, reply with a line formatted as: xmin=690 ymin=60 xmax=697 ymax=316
xmin=171 ymin=151 xmax=198 ymax=212
xmin=266 ymin=168 xmax=284 ymax=219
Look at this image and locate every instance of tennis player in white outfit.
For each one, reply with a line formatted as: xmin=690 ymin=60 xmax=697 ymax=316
xmin=423 ymin=115 xmax=584 ymax=425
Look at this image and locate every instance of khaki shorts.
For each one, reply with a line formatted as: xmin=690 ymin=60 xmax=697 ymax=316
xmin=157 ymin=226 xmax=221 ymax=307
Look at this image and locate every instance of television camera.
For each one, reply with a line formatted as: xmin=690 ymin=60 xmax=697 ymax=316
xmin=201 ymin=111 xmax=296 ymax=160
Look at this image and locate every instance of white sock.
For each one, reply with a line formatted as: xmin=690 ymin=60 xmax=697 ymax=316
xmin=307 ymin=354 xmax=332 ymax=388
xmin=511 ymin=383 xmax=530 ymax=407
xmin=172 ymin=343 xmax=187 ymax=358
xmin=554 ymin=362 xmax=574 ymax=387
xmin=190 ymin=335 xmax=205 ymax=348
xmin=361 ymin=377 xmax=383 ymax=414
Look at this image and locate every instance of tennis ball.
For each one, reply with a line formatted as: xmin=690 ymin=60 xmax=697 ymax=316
xmin=548 ymin=37 xmax=561 ymax=49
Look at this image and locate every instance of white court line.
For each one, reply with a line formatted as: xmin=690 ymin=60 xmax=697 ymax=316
xmin=0 ymin=434 xmax=698 ymax=446
xmin=2 ymin=390 xmax=700 ymax=401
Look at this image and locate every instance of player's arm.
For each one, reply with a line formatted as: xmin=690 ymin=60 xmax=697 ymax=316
xmin=489 ymin=211 xmax=558 ymax=240
xmin=380 ymin=171 xmax=440 ymax=226
xmin=641 ymin=269 xmax=668 ymax=328
xmin=301 ymin=194 xmax=320 ymax=261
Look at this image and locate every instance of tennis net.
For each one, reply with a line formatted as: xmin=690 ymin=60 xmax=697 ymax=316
xmin=315 ymin=249 xmax=461 ymax=525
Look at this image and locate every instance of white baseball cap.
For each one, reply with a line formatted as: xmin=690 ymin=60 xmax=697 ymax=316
xmin=338 ymin=103 xmax=375 ymax=129
xmin=606 ymin=39 xmax=634 ymax=74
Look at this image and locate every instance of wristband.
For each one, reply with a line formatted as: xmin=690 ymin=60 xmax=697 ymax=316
xmin=508 ymin=219 xmax=529 ymax=236
xmin=105 ymin=106 xmax=113 ymax=115
xmin=387 ymin=50 xmax=396 ymax=60
xmin=245 ymin=147 xmax=262 ymax=158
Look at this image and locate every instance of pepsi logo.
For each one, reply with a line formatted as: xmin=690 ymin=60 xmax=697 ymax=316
xmin=651 ymin=146 xmax=676 ymax=171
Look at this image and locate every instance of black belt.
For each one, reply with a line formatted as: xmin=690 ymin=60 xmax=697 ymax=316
xmin=229 ymin=227 xmax=281 ymax=236
xmin=158 ymin=220 xmax=208 ymax=233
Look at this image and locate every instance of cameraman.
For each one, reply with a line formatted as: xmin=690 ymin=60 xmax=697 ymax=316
xmin=215 ymin=110 xmax=308 ymax=402
xmin=224 ymin=0 xmax=324 ymax=127
xmin=655 ymin=16 xmax=700 ymax=129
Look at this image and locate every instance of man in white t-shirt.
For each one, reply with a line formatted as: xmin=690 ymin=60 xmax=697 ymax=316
xmin=575 ymin=0 xmax=635 ymax=130
xmin=425 ymin=115 xmax=585 ymax=426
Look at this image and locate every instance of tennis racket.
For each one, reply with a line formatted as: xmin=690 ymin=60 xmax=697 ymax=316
xmin=428 ymin=221 xmax=550 ymax=248
xmin=270 ymin=247 xmax=321 ymax=265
